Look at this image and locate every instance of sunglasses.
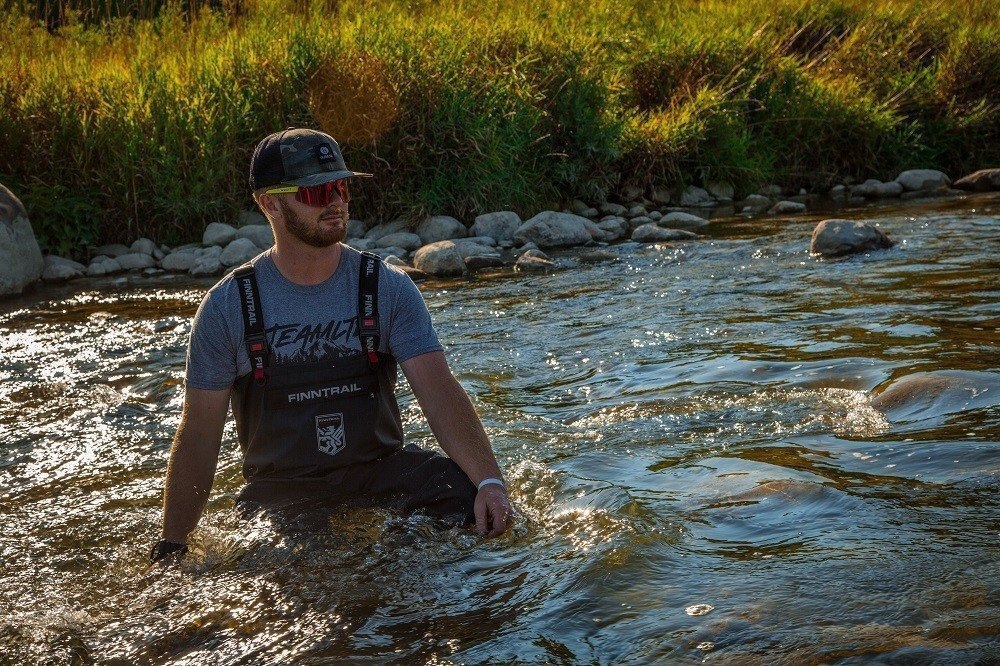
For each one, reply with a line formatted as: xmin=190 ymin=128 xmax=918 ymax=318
xmin=264 ymin=179 xmax=351 ymax=207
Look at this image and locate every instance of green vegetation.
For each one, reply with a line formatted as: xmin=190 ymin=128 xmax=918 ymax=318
xmin=0 ymin=0 xmax=997 ymax=257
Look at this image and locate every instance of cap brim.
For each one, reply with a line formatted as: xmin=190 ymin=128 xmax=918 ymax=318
xmin=285 ymin=171 xmax=374 ymax=186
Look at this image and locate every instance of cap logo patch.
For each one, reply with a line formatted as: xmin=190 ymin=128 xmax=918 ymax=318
xmin=315 ymin=143 xmax=336 ymax=164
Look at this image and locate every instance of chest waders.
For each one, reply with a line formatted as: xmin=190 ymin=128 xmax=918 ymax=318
xmin=229 ymin=252 xmax=405 ymax=483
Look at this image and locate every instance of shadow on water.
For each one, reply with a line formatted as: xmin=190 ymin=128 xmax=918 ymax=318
xmin=1 ymin=195 xmax=998 ymax=663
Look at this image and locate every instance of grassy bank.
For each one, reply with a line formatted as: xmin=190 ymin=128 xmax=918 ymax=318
xmin=0 ymin=0 xmax=997 ymax=257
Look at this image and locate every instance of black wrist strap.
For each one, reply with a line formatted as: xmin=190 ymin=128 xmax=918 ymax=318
xmin=149 ymin=540 xmax=188 ymax=564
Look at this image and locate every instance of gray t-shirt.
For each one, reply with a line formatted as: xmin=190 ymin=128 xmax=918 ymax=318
xmin=184 ymin=245 xmax=443 ymax=391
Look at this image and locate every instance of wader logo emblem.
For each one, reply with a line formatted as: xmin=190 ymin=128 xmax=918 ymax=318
xmin=315 ymin=413 xmax=346 ymax=456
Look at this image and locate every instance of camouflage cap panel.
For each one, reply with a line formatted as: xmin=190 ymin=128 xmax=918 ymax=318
xmin=279 ymin=130 xmax=346 ymax=181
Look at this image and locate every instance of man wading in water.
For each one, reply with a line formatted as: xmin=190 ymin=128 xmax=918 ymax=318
xmin=149 ymin=128 xmax=513 ymax=565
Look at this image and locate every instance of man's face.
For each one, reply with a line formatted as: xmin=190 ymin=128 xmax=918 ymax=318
xmin=274 ymin=189 xmax=348 ymax=248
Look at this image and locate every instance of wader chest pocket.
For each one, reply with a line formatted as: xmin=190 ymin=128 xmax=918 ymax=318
xmin=263 ymin=375 xmax=376 ymax=410
xmin=259 ymin=374 xmax=380 ymax=462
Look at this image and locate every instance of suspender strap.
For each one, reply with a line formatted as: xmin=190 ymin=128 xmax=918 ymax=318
xmin=233 ymin=264 xmax=269 ymax=386
xmin=358 ymin=252 xmax=381 ymax=366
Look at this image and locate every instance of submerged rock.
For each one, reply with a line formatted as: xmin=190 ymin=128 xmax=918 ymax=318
xmin=810 ymin=219 xmax=894 ymax=258
xmin=631 ymin=224 xmax=699 ymax=243
xmin=769 ymin=200 xmax=807 ymax=215
xmin=514 ymin=253 xmax=555 ymax=272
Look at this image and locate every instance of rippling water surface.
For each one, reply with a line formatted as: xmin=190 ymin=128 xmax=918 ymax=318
xmin=2 ymin=197 xmax=998 ymax=663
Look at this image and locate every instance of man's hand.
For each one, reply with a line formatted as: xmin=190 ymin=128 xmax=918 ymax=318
xmin=475 ymin=485 xmax=514 ymax=537
xmin=145 ymin=540 xmax=189 ymax=571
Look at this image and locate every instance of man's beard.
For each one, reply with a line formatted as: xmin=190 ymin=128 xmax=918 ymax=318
xmin=277 ymin=199 xmax=347 ymax=248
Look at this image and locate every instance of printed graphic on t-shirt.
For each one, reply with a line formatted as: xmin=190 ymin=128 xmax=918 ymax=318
xmin=266 ymin=316 xmax=361 ymax=363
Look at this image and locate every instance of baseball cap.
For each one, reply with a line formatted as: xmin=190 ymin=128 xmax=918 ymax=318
xmin=249 ymin=127 xmax=373 ymax=191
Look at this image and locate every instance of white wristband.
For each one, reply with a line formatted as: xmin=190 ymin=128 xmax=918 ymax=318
xmin=477 ymin=478 xmax=505 ymax=492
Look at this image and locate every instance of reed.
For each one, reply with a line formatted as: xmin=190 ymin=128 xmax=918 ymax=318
xmin=0 ymin=0 xmax=996 ymax=257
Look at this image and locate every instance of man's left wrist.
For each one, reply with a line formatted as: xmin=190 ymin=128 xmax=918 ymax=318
xmin=477 ymin=477 xmax=506 ymax=492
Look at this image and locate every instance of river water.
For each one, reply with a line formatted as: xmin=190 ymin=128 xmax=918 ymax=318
xmin=1 ymin=196 xmax=998 ymax=664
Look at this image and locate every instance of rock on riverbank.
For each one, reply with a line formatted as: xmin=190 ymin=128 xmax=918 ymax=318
xmin=0 ymin=184 xmax=43 ymax=297
xmin=15 ymin=163 xmax=1000 ymax=290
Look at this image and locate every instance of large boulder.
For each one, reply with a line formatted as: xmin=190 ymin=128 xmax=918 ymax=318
xmin=86 ymin=256 xmax=123 ymax=276
xmin=130 ymin=238 xmax=158 ymax=256
xmin=894 ymin=169 xmax=950 ymax=191
xmin=598 ymin=202 xmax=627 ymax=216
xmin=115 ymin=252 xmax=157 ymax=270
xmin=364 ymin=219 xmax=410 ymax=241
xmin=412 ymin=240 xmax=465 ymax=276
xmin=42 ymin=255 xmax=85 ymax=282
xmin=705 ymin=181 xmax=735 ymax=200
xmin=237 ymin=224 xmax=274 ymax=249
xmin=513 ymin=211 xmax=592 ymax=249
xmin=92 ymin=243 xmax=131 ymax=257
xmin=740 ymin=194 xmax=771 ymax=214
xmin=451 ymin=239 xmax=500 ymax=260
xmin=238 ymin=210 xmax=267 ymax=226
xmin=680 ymin=185 xmax=714 ymax=207
xmin=953 ymin=169 xmax=1000 ymax=193
xmin=203 ymin=222 xmax=237 ymax=247
xmin=0 ymin=184 xmax=43 ymax=296
xmin=347 ymin=219 xmax=366 ymax=238
xmin=470 ymin=211 xmax=521 ymax=243
xmin=809 ymin=219 xmax=894 ymax=258
xmin=160 ymin=250 xmax=199 ymax=272
xmin=596 ymin=216 xmax=628 ymax=241
xmin=416 ymin=215 xmax=467 ymax=244
xmin=221 ymin=238 xmax=262 ymax=266
xmin=376 ymin=232 xmax=423 ymax=251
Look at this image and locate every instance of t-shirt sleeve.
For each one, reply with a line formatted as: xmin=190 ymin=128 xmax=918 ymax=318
xmin=383 ymin=265 xmax=444 ymax=363
xmin=184 ymin=289 xmax=239 ymax=391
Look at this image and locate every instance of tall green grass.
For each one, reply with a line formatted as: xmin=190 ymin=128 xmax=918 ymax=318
xmin=0 ymin=0 xmax=997 ymax=257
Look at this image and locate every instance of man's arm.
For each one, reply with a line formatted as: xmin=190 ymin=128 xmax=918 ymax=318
xmin=399 ymin=350 xmax=512 ymax=536
xmin=159 ymin=386 xmax=231 ymax=545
